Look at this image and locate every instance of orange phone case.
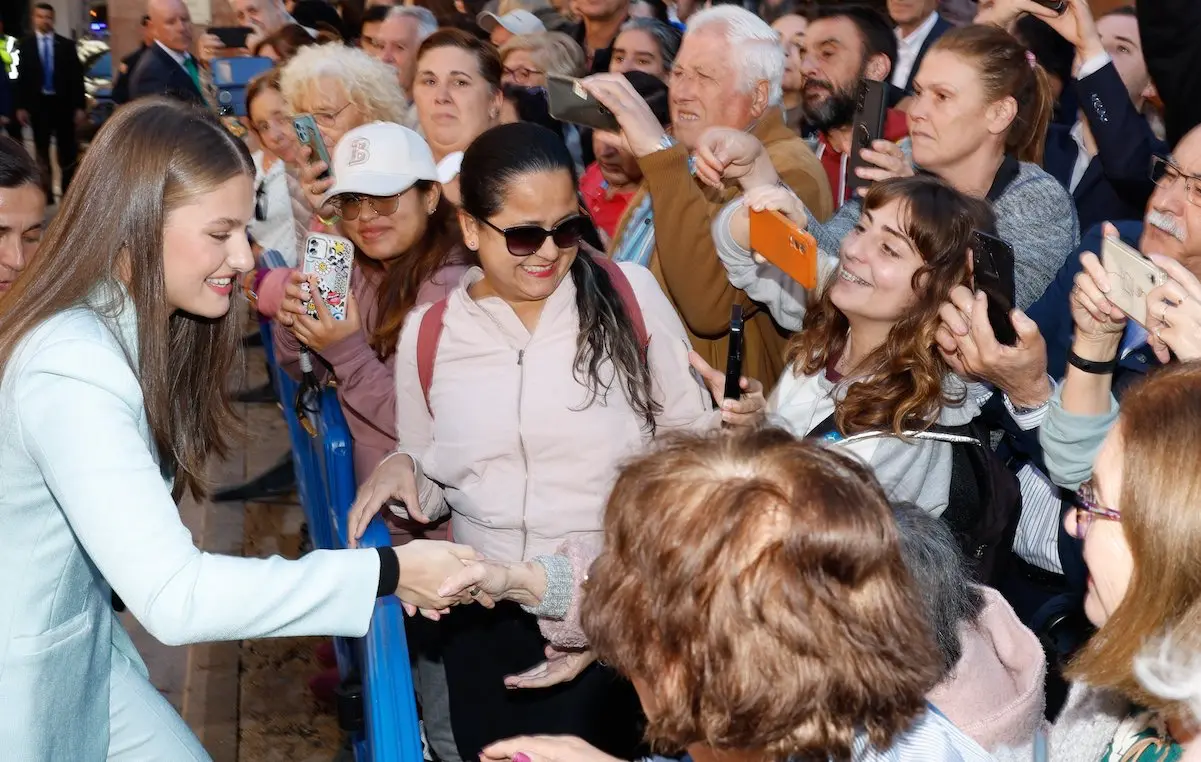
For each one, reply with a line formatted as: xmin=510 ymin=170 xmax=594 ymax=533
xmin=748 ymin=209 xmax=819 ymax=289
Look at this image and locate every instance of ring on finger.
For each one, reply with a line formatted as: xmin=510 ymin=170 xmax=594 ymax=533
xmin=468 ymin=586 xmax=482 ymax=597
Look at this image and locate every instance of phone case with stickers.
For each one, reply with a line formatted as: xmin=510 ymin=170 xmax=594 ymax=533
xmin=302 ymin=233 xmax=354 ymax=320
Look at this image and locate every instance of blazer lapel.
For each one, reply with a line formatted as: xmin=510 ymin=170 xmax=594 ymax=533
xmin=905 ymin=16 xmax=952 ymax=93
xmin=1071 ymin=156 xmax=1104 ymax=200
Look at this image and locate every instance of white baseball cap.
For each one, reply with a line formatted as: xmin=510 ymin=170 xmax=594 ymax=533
xmin=476 ymin=9 xmax=546 ymax=36
xmin=323 ymin=122 xmax=459 ymax=204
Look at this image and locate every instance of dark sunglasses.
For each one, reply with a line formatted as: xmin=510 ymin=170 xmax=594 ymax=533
xmin=332 ymin=193 xmax=402 ymax=221
xmin=478 ymin=214 xmax=591 ymax=256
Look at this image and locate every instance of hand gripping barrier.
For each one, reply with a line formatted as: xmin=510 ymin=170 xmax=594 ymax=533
xmin=263 ymin=323 xmax=424 ymax=762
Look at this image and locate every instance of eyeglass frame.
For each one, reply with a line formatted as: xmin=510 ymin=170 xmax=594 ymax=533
xmin=1150 ymin=155 xmax=1201 ymax=207
xmin=476 ymin=213 xmax=591 ymax=257
xmin=254 ymin=181 xmax=267 ymax=222
xmin=1069 ymin=479 xmax=1122 ymax=539
xmin=330 ymin=192 xmax=403 ymax=221
xmin=503 ymin=65 xmax=545 ymax=85
xmin=308 ymin=102 xmax=353 ymax=128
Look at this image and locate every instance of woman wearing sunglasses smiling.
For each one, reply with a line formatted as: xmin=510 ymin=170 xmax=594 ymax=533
xmin=346 ymin=121 xmax=765 ymax=760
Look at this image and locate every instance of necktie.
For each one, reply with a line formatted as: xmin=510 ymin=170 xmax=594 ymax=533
xmin=183 ymin=56 xmax=202 ymax=93
xmin=41 ymin=36 xmax=54 ymax=93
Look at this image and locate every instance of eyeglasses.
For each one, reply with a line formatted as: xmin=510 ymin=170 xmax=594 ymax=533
xmin=1070 ymin=480 xmax=1122 ymax=539
xmin=1150 ymin=155 xmax=1201 ymax=207
xmin=331 ymin=193 xmax=402 ymax=221
xmin=310 ymin=102 xmax=352 ymax=128
xmin=503 ymin=65 xmax=544 ymax=85
xmin=478 ymin=214 xmax=591 ymax=256
xmin=255 ymin=182 xmax=267 ymax=222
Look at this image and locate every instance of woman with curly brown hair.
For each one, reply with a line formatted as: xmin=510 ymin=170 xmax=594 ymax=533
xmin=480 ymin=429 xmax=993 ymax=762
xmin=717 ymin=174 xmax=996 ymax=517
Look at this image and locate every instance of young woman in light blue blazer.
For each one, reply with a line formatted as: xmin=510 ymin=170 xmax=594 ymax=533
xmin=0 ymin=98 xmax=486 ymax=760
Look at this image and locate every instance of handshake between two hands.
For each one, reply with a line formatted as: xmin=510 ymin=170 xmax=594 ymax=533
xmin=382 ymin=539 xmax=594 ymax=690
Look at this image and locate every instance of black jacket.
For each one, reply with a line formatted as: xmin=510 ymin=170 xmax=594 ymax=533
xmin=111 ymin=44 xmax=149 ymax=105
xmin=128 ymin=42 xmax=205 ymax=105
xmin=14 ymin=33 xmax=86 ymax=114
xmin=1138 ymin=0 xmax=1201 ymax=147
xmin=1043 ymin=60 xmax=1166 ymax=234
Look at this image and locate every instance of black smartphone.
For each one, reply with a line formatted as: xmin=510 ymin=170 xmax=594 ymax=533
xmin=208 ymin=26 xmax=253 ymax=49
xmin=1030 ymin=0 xmax=1067 ymax=14
xmin=545 ymin=74 xmax=620 ymax=132
xmin=723 ymin=305 xmax=744 ymax=401
xmin=846 ymin=79 xmax=889 ymax=195
xmin=971 ymin=230 xmax=1018 ymax=346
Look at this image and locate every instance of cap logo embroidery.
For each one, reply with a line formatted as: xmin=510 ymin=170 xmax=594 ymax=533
xmin=348 ymin=138 xmax=371 ymax=166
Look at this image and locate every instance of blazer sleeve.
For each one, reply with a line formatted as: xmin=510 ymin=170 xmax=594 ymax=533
xmin=1138 ymin=0 xmax=1201 ymax=147
xmin=13 ymin=336 xmax=380 ymax=646
xmin=128 ymin=52 xmax=174 ymax=102
xmin=1076 ymin=61 xmax=1162 ymax=185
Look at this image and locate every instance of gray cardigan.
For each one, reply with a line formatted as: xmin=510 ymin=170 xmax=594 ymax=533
xmin=806 ymin=142 xmax=1081 ymax=311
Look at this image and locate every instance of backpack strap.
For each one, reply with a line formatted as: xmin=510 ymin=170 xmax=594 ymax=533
xmin=417 ymin=297 xmax=449 ymax=416
xmin=593 ymin=256 xmax=649 ymax=362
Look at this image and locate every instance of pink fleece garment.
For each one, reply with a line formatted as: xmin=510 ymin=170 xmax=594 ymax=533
xmin=927 ymin=586 xmax=1047 ymax=751
xmin=537 ymin=535 xmax=602 ymax=650
xmin=272 ymin=252 xmax=469 ymax=540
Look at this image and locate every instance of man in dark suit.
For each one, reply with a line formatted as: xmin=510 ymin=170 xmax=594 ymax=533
xmin=111 ymin=15 xmax=153 ymax=105
xmin=1041 ymin=5 xmax=1165 ymax=235
xmin=887 ymin=0 xmax=952 ymax=102
xmin=129 ymin=0 xmax=207 ymax=106
xmin=14 ymin=3 xmax=86 ymax=202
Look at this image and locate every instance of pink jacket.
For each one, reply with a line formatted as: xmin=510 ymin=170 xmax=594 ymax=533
xmin=272 ymin=254 xmax=469 ymax=497
xmin=394 ymin=261 xmax=718 ymax=563
xmin=928 ymin=586 xmax=1047 ymax=751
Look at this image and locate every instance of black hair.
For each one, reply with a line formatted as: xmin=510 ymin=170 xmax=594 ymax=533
xmin=1102 ymin=5 xmax=1137 ymax=19
xmin=812 ymin=4 xmax=898 ymax=71
xmin=0 ymin=136 xmax=40 ymax=190
xmin=361 ymin=4 xmax=391 ymax=25
xmin=630 ymin=0 xmax=670 ymax=23
xmin=501 ymin=84 xmax=565 ymax=142
xmin=1015 ymin=15 xmax=1074 ymax=88
xmin=460 ymin=122 xmax=660 ymax=430
xmin=34 ymin=3 xmax=55 ymax=14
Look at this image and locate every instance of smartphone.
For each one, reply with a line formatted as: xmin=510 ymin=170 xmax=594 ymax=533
xmin=1030 ymin=0 xmax=1066 ymax=14
xmin=211 ymin=56 xmax=273 ymax=117
xmin=723 ymin=305 xmax=744 ymax=401
xmin=971 ymin=230 xmax=1018 ymax=346
xmin=302 ymin=233 xmax=354 ymax=320
xmin=1101 ymin=235 xmax=1170 ymax=327
xmin=748 ymin=209 xmax=819 ymax=289
xmin=846 ymin=79 xmax=889 ymax=195
xmin=546 ymin=74 xmax=620 ymax=132
xmin=208 ymin=26 xmax=253 ymax=49
xmin=293 ymin=114 xmax=333 ymax=181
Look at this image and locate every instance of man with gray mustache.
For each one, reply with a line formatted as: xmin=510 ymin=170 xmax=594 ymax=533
xmin=929 ymin=125 xmax=1201 ymax=716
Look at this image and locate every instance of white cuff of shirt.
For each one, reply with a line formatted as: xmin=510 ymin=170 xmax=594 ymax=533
xmin=1076 ymin=51 xmax=1112 ymax=80
xmin=1002 ymin=376 xmax=1055 ymax=431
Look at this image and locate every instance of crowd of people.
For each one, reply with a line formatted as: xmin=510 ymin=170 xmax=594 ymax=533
xmin=2 ymin=0 xmax=1201 ymax=760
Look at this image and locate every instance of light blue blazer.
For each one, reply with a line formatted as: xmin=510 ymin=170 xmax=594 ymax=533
xmin=0 ymin=286 xmax=380 ymax=760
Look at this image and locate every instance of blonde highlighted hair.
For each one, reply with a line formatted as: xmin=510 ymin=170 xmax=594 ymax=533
xmin=279 ymin=42 xmax=414 ymax=128
xmin=500 ymin=32 xmax=586 ymax=79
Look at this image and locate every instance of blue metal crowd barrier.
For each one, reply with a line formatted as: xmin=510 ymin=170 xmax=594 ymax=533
xmin=262 ymin=323 xmax=424 ymax=762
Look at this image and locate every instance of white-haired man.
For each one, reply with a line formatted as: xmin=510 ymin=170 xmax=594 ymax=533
xmin=360 ymin=4 xmax=437 ymax=96
xmin=583 ymin=5 xmax=833 ymax=389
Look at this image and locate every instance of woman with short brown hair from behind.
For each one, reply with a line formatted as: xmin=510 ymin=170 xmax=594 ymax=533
xmin=482 ymin=429 xmax=995 ymax=762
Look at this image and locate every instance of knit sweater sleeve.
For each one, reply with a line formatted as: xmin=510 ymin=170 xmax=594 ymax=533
xmin=994 ymin=165 xmax=1080 ymax=310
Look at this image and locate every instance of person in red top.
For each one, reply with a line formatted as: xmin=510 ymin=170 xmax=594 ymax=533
xmin=578 ymin=70 xmax=669 ymax=243
xmin=801 ymin=5 xmax=909 ymax=207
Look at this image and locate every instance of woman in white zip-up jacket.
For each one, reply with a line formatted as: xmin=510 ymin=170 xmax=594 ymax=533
xmin=346 ymin=122 xmax=762 ymax=761
xmin=0 ymin=99 xmax=485 ymax=761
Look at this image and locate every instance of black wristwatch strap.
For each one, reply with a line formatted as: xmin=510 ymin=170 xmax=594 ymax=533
xmin=376 ymin=546 xmax=399 ymax=598
xmin=1068 ymin=350 xmax=1118 ymax=375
